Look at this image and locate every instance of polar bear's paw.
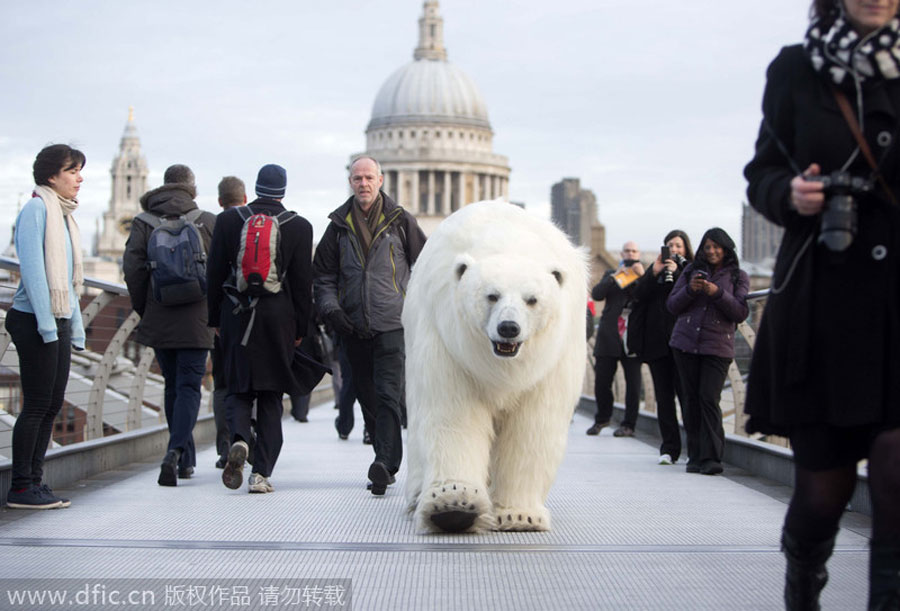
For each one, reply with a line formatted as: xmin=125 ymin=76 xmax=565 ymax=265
xmin=493 ymin=505 xmax=551 ymax=532
xmin=416 ymin=481 xmax=493 ymax=533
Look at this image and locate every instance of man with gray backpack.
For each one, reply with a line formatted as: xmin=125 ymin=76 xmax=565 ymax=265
xmin=123 ymin=164 xmax=216 ymax=487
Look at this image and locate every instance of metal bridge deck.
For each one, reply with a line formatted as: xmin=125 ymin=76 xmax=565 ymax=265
xmin=0 ymin=403 xmax=871 ymax=610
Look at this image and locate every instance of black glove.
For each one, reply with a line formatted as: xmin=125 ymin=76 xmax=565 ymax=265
xmin=326 ymin=309 xmax=355 ymax=337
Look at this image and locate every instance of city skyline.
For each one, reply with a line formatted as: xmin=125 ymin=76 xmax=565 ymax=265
xmin=0 ymin=1 xmax=809 ymax=257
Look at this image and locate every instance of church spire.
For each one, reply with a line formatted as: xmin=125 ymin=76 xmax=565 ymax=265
xmin=414 ymin=1 xmax=447 ymax=61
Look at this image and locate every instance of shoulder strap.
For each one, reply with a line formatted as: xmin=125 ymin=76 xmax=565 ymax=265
xmin=236 ymin=206 xmax=252 ymax=221
xmin=135 ymin=211 xmax=161 ymax=229
xmin=831 ymin=86 xmax=899 ymax=206
xmin=184 ymin=209 xmax=203 ymax=223
xmin=275 ymin=210 xmax=298 ymax=225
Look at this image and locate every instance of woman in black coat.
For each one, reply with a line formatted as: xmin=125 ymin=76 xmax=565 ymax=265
xmin=628 ymin=230 xmax=693 ymax=466
xmin=744 ymin=1 xmax=900 ymax=607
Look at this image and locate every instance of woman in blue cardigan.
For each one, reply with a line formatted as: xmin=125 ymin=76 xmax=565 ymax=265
xmin=5 ymin=144 xmax=86 ymax=510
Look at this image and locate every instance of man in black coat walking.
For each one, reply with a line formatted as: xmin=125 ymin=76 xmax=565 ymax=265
xmin=206 ymin=164 xmax=313 ymax=494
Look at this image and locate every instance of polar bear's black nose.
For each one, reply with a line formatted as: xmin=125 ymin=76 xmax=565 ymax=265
xmin=497 ymin=321 xmax=520 ymax=338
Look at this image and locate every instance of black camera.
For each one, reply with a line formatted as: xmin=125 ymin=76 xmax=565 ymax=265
xmin=663 ymin=252 xmax=686 ymax=284
xmin=807 ymin=171 xmax=872 ymax=252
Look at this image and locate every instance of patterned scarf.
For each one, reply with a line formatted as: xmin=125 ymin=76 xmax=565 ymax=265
xmin=805 ymin=13 xmax=900 ymax=86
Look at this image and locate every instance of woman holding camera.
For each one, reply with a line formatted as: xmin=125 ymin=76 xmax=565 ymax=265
xmin=5 ymin=144 xmax=86 ymax=510
xmin=666 ymin=228 xmax=748 ymax=476
xmin=744 ymin=1 xmax=900 ymax=607
xmin=628 ymin=230 xmax=694 ymax=466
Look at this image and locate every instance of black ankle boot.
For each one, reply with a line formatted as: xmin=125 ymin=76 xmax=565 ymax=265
xmin=781 ymin=528 xmax=836 ymax=611
xmin=869 ymin=541 xmax=900 ymax=611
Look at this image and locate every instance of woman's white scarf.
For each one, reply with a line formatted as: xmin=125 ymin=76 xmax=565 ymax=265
xmin=33 ymin=185 xmax=83 ymax=317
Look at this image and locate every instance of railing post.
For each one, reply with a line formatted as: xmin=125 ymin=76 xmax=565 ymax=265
xmin=85 ymin=311 xmax=142 ymax=440
xmin=127 ymin=346 xmax=156 ymax=431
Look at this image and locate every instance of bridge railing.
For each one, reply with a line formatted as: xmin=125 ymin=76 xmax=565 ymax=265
xmin=585 ymin=288 xmax=787 ymax=446
xmin=0 ymin=255 xmax=212 ymax=460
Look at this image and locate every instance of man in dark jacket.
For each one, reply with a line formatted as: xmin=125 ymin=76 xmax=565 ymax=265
xmin=123 ymin=164 xmax=216 ymax=487
xmin=206 ymin=164 xmax=313 ymax=494
xmin=588 ymin=241 xmax=644 ymax=438
xmin=313 ymin=156 xmax=425 ymax=495
xmin=211 ymin=176 xmax=246 ymax=469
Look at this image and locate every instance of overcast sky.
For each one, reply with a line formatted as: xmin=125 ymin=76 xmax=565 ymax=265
xmin=0 ymin=1 xmax=810 ymax=259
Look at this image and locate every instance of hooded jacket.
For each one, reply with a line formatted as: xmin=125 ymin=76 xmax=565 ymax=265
xmin=123 ymin=183 xmax=216 ymax=349
xmin=666 ymin=228 xmax=748 ymax=359
xmin=313 ymin=191 xmax=425 ymax=335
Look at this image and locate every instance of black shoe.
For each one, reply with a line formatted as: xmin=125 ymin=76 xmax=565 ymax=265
xmin=158 ymin=450 xmax=179 ymax=487
xmin=613 ymin=425 xmax=634 ymax=437
xmin=38 ymin=484 xmax=71 ymax=508
xmin=699 ymin=460 xmax=723 ymax=475
xmin=367 ymin=461 xmax=391 ymax=496
xmin=586 ymin=421 xmax=608 ymax=436
xmin=363 ymin=429 xmax=373 ymax=445
xmin=685 ymin=462 xmax=701 ymax=473
xmin=6 ymin=486 xmax=62 ymax=510
xmin=366 ymin=473 xmax=396 ymax=490
xmin=178 ymin=466 xmax=194 ymax=479
xmin=215 ymin=456 xmax=227 ymax=469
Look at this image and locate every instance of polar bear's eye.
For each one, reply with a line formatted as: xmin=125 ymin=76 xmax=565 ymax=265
xmin=525 ymin=296 xmax=538 ymax=306
xmin=487 ymin=294 xmax=500 ymax=303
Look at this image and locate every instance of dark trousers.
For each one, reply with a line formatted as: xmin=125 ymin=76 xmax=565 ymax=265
xmin=593 ymin=353 xmax=642 ymax=428
xmin=672 ymin=349 xmax=731 ymax=466
xmin=211 ymin=339 xmax=230 ymax=460
xmin=648 ymin=353 xmax=685 ymax=461
xmin=334 ymin=341 xmax=359 ymax=437
xmin=212 ymin=387 xmax=230 ymax=459
xmin=344 ymin=330 xmax=404 ymax=474
xmin=6 ymin=309 xmax=71 ymax=491
xmin=226 ymin=390 xmax=282 ymax=477
xmin=154 ymin=348 xmax=207 ymax=470
xmin=289 ymin=393 xmax=310 ymax=420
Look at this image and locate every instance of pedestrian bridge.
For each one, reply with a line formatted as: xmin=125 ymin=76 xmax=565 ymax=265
xmin=0 ymin=257 xmax=872 ymax=610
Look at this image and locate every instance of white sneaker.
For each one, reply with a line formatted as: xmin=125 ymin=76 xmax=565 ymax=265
xmin=658 ymin=454 xmax=674 ymax=466
xmin=248 ymin=473 xmax=274 ymax=493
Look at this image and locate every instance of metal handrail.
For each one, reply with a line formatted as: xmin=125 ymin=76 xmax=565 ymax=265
xmin=585 ymin=284 xmax=782 ymax=445
xmin=0 ymin=255 xmax=209 ymax=457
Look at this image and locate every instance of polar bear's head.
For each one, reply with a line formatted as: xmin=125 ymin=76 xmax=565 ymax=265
xmin=452 ymin=253 xmax=566 ymax=361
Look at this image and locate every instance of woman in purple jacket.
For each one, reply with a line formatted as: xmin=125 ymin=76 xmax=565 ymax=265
xmin=666 ymin=228 xmax=749 ymax=476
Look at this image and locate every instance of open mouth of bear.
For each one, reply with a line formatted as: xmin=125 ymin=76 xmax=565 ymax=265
xmin=492 ymin=341 xmax=521 ymax=357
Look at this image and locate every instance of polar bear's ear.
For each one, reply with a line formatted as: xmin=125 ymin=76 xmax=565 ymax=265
xmin=454 ymin=254 xmax=475 ymax=281
xmin=551 ymin=269 xmax=564 ymax=286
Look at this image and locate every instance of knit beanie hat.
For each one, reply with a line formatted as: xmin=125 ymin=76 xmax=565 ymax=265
xmin=163 ymin=164 xmax=195 ymax=186
xmin=256 ymin=164 xmax=287 ymax=199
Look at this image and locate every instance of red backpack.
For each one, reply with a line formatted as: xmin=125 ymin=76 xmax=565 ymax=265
xmin=234 ymin=206 xmax=297 ymax=295
xmin=225 ymin=206 xmax=297 ymax=345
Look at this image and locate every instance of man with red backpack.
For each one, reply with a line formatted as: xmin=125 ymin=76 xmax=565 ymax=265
xmin=124 ymin=164 xmax=217 ymax=487
xmin=207 ymin=164 xmax=313 ymax=494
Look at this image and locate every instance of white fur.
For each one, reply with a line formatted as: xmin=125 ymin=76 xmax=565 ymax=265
xmin=403 ymin=200 xmax=587 ymax=533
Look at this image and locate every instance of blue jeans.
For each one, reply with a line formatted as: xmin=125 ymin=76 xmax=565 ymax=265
xmin=6 ymin=309 xmax=72 ymax=490
xmin=154 ymin=348 xmax=207 ymax=469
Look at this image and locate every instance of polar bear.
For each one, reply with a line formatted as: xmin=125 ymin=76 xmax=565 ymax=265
xmin=403 ymin=200 xmax=587 ymax=533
